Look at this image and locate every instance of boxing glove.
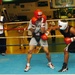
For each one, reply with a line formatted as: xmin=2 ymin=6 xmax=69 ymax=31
xmin=39 ymin=14 xmax=46 ymax=28
xmin=31 ymin=17 xmax=37 ymax=25
xmin=31 ymin=17 xmax=37 ymax=30
xmin=41 ymin=33 xmax=48 ymax=40
xmin=64 ymin=37 xmax=75 ymax=44
xmin=42 ymin=14 xmax=47 ymax=23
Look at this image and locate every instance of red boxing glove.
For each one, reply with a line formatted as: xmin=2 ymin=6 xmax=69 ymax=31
xmin=41 ymin=33 xmax=48 ymax=40
xmin=64 ymin=37 xmax=74 ymax=44
xmin=42 ymin=14 xmax=47 ymax=23
xmin=31 ymin=17 xmax=37 ymax=25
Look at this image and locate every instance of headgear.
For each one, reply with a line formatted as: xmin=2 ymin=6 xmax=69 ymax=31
xmin=58 ymin=20 xmax=68 ymax=30
xmin=34 ymin=9 xmax=43 ymax=19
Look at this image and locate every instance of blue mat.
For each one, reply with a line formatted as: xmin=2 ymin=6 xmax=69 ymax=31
xmin=0 ymin=53 xmax=75 ymax=74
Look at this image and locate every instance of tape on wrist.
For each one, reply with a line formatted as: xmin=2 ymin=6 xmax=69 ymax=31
xmin=71 ymin=37 xmax=75 ymax=41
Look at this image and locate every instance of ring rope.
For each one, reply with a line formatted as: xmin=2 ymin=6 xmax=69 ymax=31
xmin=4 ymin=21 xmax=29 ymax=25
xmin=0 ymin=35 xmax=64 ymax=39
xmin=4 ymin=18 xmax=75 ymax=25
xmin=0 ymin=28 xmax=27 ymax=30
xmin=0 ymin=43 xmax=65 ymax=46
xmin=48 ymin=35 xmax=64 ymax=38
xmin=47 ymin=18 xmax=75 ymax=22
xmin=0 ymin=36 xmax=32 ymax=39
xmin=0 ymin=44 xmax=29 ymax=46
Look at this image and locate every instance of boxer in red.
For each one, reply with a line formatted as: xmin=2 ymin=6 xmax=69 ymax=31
xmin=24 ymin=9 xmax=54 ymax=72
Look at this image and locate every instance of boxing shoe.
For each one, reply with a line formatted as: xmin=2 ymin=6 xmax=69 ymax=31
xmin=47 ymin=62 xmax=55 ymax=69
xmin=24 ymin=65 xmax=31 ymax=72
xmin=58 ymin=63 xmax=68 ymax=72
xmin=58 ymin=67 xmax=68 ymax=72
xmin=1 ymin=53 xmax=6 ymax=56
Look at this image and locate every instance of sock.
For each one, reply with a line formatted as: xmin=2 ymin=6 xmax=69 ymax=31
xmin=63 ymin=62 xmax=67 ymax=68
xmin=48 ymin=62 xmax=51 ymax=64
xmin=27 ymin=63 xmax=30 ymax=66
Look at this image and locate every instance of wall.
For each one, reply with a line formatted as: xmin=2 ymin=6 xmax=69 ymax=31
xmin=0 ymin=0 xmax=57 ymax=20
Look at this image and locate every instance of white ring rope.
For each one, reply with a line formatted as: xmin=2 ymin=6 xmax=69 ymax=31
xmin=2 ymin=18 xmax=73 ymax=39
xmin=0 ymin=28 xmax=27 ymax=30
xmin=47 ymin=18 xmax=75 ymax=22
xmin=4 ymin=18 xmax=75 ymax=25
xmin=0 ymin=35 xmax=64 ymax=39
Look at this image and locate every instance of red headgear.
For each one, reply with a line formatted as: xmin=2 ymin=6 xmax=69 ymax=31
xmin=34 ymin=9 xmax=43 ymax=19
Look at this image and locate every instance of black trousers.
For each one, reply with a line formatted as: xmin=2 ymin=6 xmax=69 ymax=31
xmin=68 ymin=41 xmax=75 ymax=53
xmin=0 ymin=33 xmax=6 ymax=53
xmin=50 ymin=30 xmax=56 ymax=42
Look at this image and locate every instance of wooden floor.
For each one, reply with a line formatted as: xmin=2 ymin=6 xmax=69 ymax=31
xmin=5 ymin=20 xmax=75 ymax=54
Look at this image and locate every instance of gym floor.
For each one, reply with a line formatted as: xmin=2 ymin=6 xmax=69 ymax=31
xmin=0 ymin=53 xmax=75 ymax=74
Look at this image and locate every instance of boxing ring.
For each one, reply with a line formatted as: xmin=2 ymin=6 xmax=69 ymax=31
xmin=0 ymin=18 xmax=75 ymax=74
xmin=3 ymin=18 xmax=75 ymax=54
